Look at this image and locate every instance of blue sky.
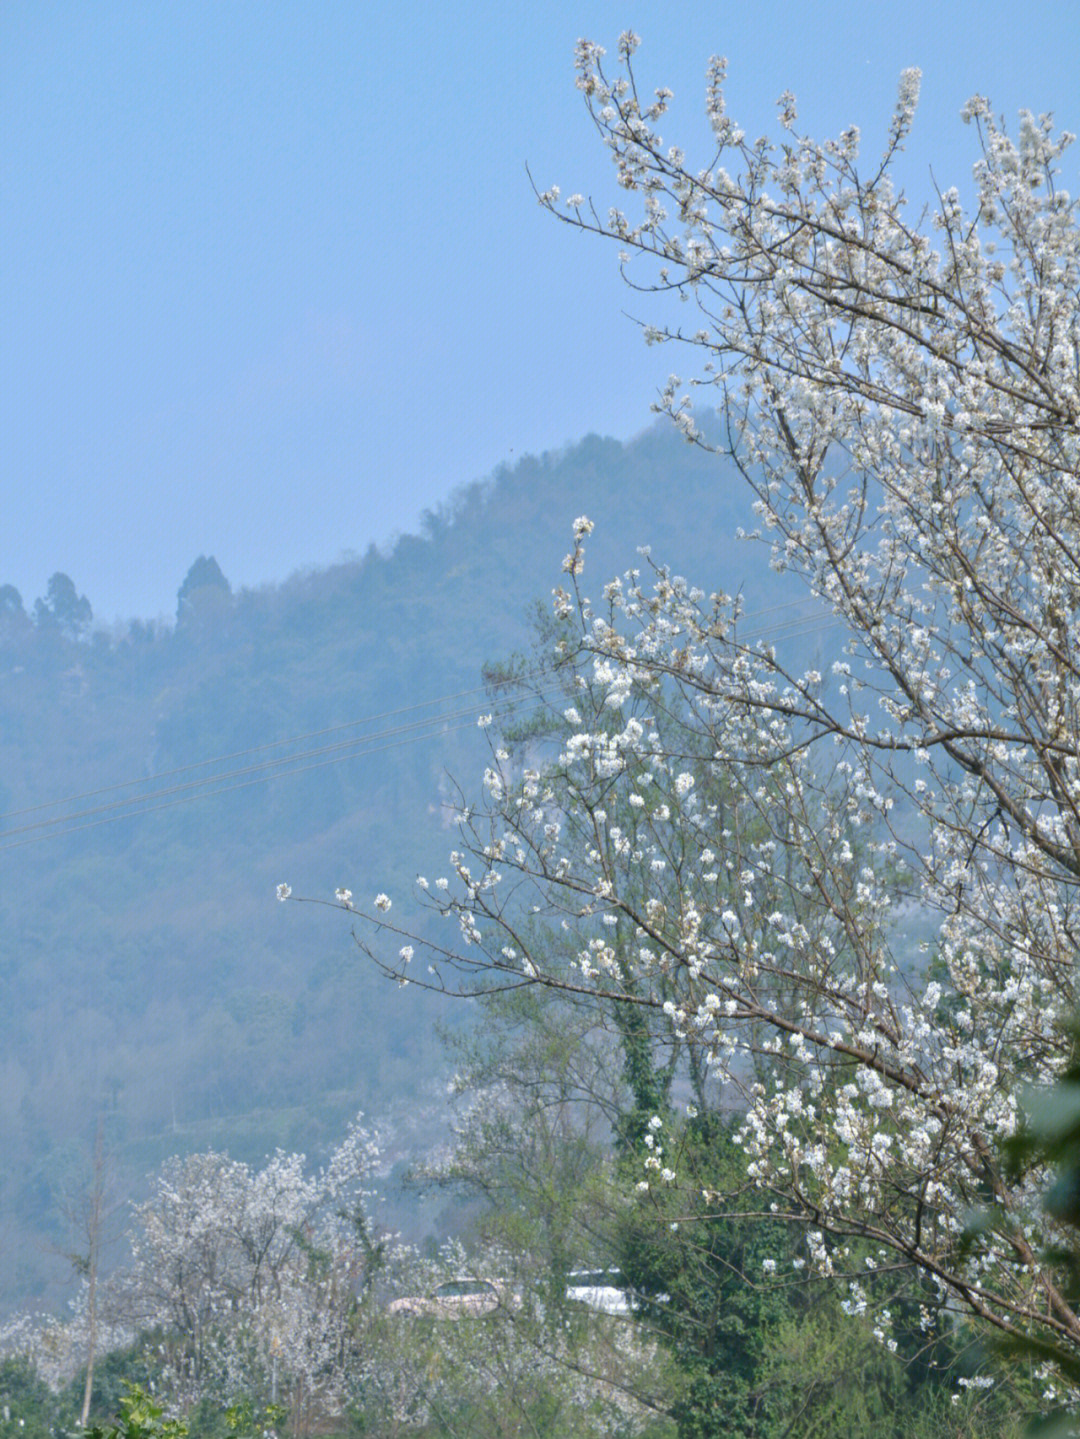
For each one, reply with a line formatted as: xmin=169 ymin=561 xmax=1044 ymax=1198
xmin=3 ymin=1 xmax=1077 ymax=623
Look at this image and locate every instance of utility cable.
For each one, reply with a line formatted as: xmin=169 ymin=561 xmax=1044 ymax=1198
xmin=0 ymin=686 xmax=566 ymax=846
xmin=0 ymin=668 xmax=556 ymax=822
xmin=0 ymin=702 xmax=560 ymax=854
xmin=0 ymin=596 xmax=836 ymax=851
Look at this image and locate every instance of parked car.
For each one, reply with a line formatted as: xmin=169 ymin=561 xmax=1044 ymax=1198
xmin=564 ymin=1268 xmax=633 ymax=1315
xmin=565 ymin=1268 xmax=669 ymax=1315
xmin=388 ymin=1277 xmax=519 ymax=1319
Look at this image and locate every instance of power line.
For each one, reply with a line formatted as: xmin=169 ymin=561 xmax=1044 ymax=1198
xmin=4 ymin=595 xmax=827 ymax=822
xmin=0 ymin=702 xmax=553 ymax=854
xmin=0 ymin=595 xmax=835 ymax=852
xmin=0 ymin=670 xmax=553 ymax=822
xmin=0 ymin=686 xmax=568 ymax=849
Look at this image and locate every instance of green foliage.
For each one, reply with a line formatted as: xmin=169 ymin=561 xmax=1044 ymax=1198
xmin=77 ymin=1381 xmax=285 ymax=1439
xmin=424 ymin=989 xmax=622 ymax=1293
xmin=0 ymin=1356 xmax=60 ymax=1439
xmin=65 ymin=1340 xmax=160 ymax=1430
xmin=429 ymin=978 xmax=1018 ymax=1438
xmin=182 ymin=1396 xmax=286 ymax=1439
xmin=618 ymin=1110 xmax=1034 ymax=1438
xmin=424 ymin=638 xmax=1038 ymax=1437
xmin=751 ymin=1307 xmax=1026 ymax=1439
xmin=83 ymin=1385 xmax=187 ymax=1439
xmin=618 ymin=1116 xmax=799 ymax=1438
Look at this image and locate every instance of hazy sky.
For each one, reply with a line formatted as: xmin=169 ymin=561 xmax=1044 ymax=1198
xmin=3 ymin=1 xmax=1077 ymax=623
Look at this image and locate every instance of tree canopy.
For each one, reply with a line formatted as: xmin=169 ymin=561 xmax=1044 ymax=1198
xmin=34 ymin=572 xmax=92 ymax=638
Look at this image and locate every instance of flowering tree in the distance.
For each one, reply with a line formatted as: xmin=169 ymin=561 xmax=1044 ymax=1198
xmin=125 ymin=1117 xmax=384 ymax=1430
xmin=291 ymin=36 xmax=1080 ymax=1375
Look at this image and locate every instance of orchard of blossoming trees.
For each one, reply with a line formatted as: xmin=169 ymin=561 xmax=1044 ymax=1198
xmin=0 ymin=1116 xmax=675 ymax=1438
xmin=297 ymin=33 xmax=1080 ymax=1380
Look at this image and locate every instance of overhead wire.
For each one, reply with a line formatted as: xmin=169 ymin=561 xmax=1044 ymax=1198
xmin=0 ymin=702 xmax=553 ymax=854
xmin=0 ymin=698 xmax=518 ymax=837
xmin=0 ymin=670 xmax=554 ymax=822
xmin=0 ymin=594 xmax=839 ymax=852
xmin=0 ymin=685 xmax=566 ymax=851
xmin=1 ymin=594 xmax=830 ymax=824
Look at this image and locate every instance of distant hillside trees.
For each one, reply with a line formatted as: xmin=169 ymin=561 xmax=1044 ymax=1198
xmin=0 ymin=585 xmax=30 ymax=645
xmin=176 ymin=557 xmax=231 ymax=626
xmin=33 ymin=573 xmax=92 ymax=639
xmin=0 ymin=585 xmax=26 ymax=621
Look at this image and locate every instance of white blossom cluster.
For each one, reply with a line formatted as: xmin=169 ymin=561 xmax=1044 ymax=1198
xmin=341 ymin=43 xmax=1080 ymax=1362
xmin=123 ymin=1115 xmax=383 ymax=1422
xmin=0 ymin=1291 xmax=132 ymax=1393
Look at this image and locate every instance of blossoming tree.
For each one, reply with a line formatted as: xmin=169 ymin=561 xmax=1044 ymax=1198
xmin=293 ymin=35 xmax=1080 ymax=1370
xmin=124 ymin=1116 xmax=384 ymax=1430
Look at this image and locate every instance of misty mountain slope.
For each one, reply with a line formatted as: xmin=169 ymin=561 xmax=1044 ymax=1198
xmin=0 ymin=423 xmax=808 ymax=1310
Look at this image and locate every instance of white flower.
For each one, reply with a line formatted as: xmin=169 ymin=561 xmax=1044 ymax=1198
xmin=335 ymin=888 xmax=353 ymax=907
xmin=674 ymin=772 xmax=695 ymax=797
xmin=573 ymin=515 xmax=595 ymax=539
xmin=399 ymin=945 xmax=413 ymax=963
xmin=276 ymin=883 xmax=291 ymax=902
xmin=374 ymin=893 xmax=392 ymax=913
xmin=477 ymin=713 xmax=493 ymax=728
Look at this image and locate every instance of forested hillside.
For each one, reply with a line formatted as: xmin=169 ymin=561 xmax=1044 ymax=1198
xmin=0 ymin=423 xmax=808 ymax=1311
